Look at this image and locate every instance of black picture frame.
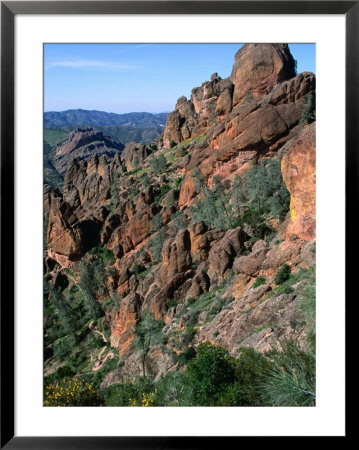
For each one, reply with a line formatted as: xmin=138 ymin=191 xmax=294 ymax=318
xmin=1 ymin=1 xmax=354 ymax=447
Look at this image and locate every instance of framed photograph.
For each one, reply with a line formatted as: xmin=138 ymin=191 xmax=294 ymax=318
xmin=1 ymin=1 xmax=353 ymax=447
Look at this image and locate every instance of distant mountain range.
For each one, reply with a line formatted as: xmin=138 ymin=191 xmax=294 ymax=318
xmin=44 ymin=109 xmax=168 ymax=129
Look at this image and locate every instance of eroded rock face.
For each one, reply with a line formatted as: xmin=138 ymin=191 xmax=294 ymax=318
xmin=233 ymin=240 xmax=269 ymax=276
xmin=208 ymin=227 xmax=249 ymax=282
xmin=262 ymin=240 xmax=302 ymax=276
xmin=230 ymin=44 xmax=296 ymax=106
xmin=191 ymin=73 xmax=234 ymax=128
xmin=47 ymin=195 xmax=82 ymax=259
xmin=112 ymin=209 xmax=152 ymax=254
xmin=186 ymin=268 xmax=210 ymax=300
xmin=47 ymin=202 xmax=102 ymax=260
xmin=121 ymin=142 xmax=151 ymax=171
xmin=178 ymin=74 xmax=315 ymax=207
xmin=44 ymin=43 xmax=316 ymax=386
xmin=160 ymin=229 xmax=192 ymax=282
xmin=110 ymin=292 xmax=142 ymax=355
xmin=282 ymin=123 xmax=316 ymax=240
xmin=53 ymin=127 xmax=124 ymax=174
xmin=63 ymin=153 xmax=122 ymax=208
xmin=196 ymin=292 xmax=296 ymax=355
xmin=163 ymin=96 xmax=197 ymax=148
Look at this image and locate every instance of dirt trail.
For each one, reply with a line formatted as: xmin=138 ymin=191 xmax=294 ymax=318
xmin=89 ymin=320 xmax=107 ymax=343
xmin=92 ymin=350 xmax=115 ymax=372
xmin=88 ymin=321 xmax=114 ymax=372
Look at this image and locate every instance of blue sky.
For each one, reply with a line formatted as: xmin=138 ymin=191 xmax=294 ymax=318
xmin=44 ymin=43 xmax=315 ymax=114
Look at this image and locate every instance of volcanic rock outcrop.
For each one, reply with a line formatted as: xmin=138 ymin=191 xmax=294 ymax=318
xmin=52 ymin=127 xmax=125 ymax=175
xmin=44 ymin=43 xmax=316 ymax=385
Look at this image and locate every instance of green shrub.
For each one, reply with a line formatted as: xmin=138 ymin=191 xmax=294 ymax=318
xmin=186 ymin=342 xmax=236 ymax=406
xmin=208 ymin=298 xmax=225 ymax=316
xmin=178 ymin=346 xmax=196 ymax=365
xmin=103 ymin=376 xmax=155 ymax=406
xmin=299 ymin=94 xmax=315 ymax=125
xmin=298 ymin=267 xmax=316 ymax=349
xmin=284 ymin=285 xmax=294 ymax=294
xmin=153 ymin=371 xmax=192 ymax=406
xmin=253 ymin=276 xmax=266 ymax=289
xmin=234 ymin=348 xmax=271 ymax=406
xmin=160 ymin=184 xmax=171 ymax=197
xmin=174 ymin=176 xmax=185 ymax=189
xmin=133 ymin=264 xmax=146 ymax=275
xmin=44 ymin=365 xmax=75 ymax=386
xmin=68 ymin=352 xmax=87 ymax=371
xmin=149 ymin=153 xmax=167 ymax=175
xmin=184 ymin=310 xmax=199 ymax=327
xmin=275 ymin=263 xmax=291 ymax=285
xmin=135 ymin=312 xmax=165 ymax=377
xmin=93 ymin=334 xmax=105 ymax=348
xmin=181 ymin=326 xmax=196 ymax=346
xmin=54 ymin=334 xmax=77 ymax=361
xmin=166 ymin=298 xmax=179 ymax=309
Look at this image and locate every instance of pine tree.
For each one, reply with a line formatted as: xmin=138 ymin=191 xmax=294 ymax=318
xmin=245 ymin=159 xmax=289 ymax=218
xmin=93 ymin=258 xmax=107 ymax=296
xmin=149 ymin=153 xmax=167 ymax=175
xmin=212 ymin=175 xmax=231 ymax=229
xmin=260 ymin=341 xmax=316 ymax=406
xmin=150 ymin=213 xmax=167 ymax=261
xmin=141 ymin=173 xmax=150 ymax=188
xmin=50 ymin=288 xmax=77 ymax=335
xmin=79 ymin=261 xmax=103 ymax=319
xmin=299 ymin=94 xmax=314 ymax=125
xmin=191 ymin=176 xmax=235 ymax=230
xmin=172 ymin=211 xmax=186 ymax=232
xmin=193 ymin=167 xmax=204 ymax=194
xmin=231 ymin=175 xmax=247 ymax=216
xmin=149 ymin=155 xmax=159 ymax=174
xmin=158 ymin=153 xmax=167 ymax=173
xmin=135 ymin=312 xmax=164 ymax=377
xmin=132 ymin=156 xmax=139 ymax=172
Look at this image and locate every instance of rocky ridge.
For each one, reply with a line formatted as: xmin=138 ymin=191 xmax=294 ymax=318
xmin=44 ymin=44 xmax=316 ymax=390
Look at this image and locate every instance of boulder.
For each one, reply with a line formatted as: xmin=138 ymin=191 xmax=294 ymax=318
xmin=233 ymin=241 xmax=268 ymax=276
xmin=110 ymin=292 xmax=142 ymax=356
xmin=160 ymin=229 xmax=192 ymax=282
xmin=121 ymin=142 xmax=151 ymax=172
xmin=186 ymin=268 xmax=210 ymax=300
xmin=208 ymin=227 xmax=249 ymax=282
xmin=230 ymin=44 xmax=296 ymax=106
xmin=162 ymin=96 xmax=197 ymax=148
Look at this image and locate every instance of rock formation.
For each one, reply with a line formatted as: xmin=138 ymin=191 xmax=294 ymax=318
xmin=44 ymin=44 xmax=316 ymax=401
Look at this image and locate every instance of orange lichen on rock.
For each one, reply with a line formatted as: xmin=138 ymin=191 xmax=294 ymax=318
xmin=282 ymin=123 xmax=316 ymax=240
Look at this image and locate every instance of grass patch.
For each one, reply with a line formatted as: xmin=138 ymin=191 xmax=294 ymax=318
xmin=266 ymin=267 xmax=312 ymax=299
xmin=252 ymin=276 xmax=266 ymax=289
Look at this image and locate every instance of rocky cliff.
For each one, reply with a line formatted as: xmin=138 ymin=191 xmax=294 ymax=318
xmin=43 ymin=44 xmax=316 ymax=406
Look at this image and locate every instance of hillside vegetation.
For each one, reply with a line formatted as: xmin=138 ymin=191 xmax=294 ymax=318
xmin=43 ymin=44 xmax=316 ymax=407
